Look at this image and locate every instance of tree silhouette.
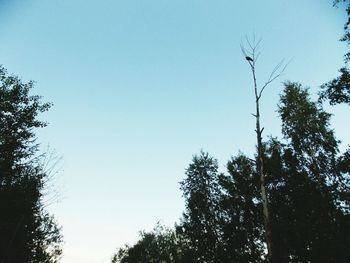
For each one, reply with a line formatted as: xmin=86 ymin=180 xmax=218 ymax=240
xmin=178 ymin=151 xmax=222 ymax=262
xmin=218 ymin=154 xmax=265 ymax=262
xmin=319 ymin=1 xmax=350 ymax=105
xmin=0 ymin=66 xmax=62 ymax=263
xmin=112 ymin=223 xmax=191 ymax=263
xmin=111 ymin=82 xmax=350 ymax=262
xmin=265 ymin=82 xmax=350 ymax=262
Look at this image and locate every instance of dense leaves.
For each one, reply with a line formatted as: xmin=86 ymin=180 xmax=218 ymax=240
xmin=218 ymin=154 xmax=264 ymax=262
xmin=112 ymin=224 xmax=190 ymax=263
xmin=112 ymin=83 xmax=350 ymax=263
xmin=320 ymin=1 xmax=350 ymax=105
xmin=270 ymin=83 xmax=350 ymax=262
xmin=178 ymin=152 xmax=222 ymax=263
xmin=0 ymin=66 xmax=62 ymax=263
xmin=320 ymin=67 xmax=350 ymax=105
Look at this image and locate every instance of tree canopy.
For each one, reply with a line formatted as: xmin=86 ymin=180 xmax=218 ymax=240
xmin=320 ymin=0 xmax=350 ymax=105
xmin=0 ymin=66 xmax=62 ymax=263
xmin=112 ymin=82 xmax=350 ymax=263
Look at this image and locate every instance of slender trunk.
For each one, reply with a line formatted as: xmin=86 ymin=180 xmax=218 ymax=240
xmin=251 ymin=66 xmax=274 ymax=262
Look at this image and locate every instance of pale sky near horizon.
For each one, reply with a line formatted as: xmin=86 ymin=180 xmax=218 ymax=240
xmin=0 ymin=1 xmax=349 ymax=262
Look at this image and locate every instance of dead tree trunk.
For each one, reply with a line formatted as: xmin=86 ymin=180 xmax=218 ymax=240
xmin=241 ymin=38 xmax=287 ymax=263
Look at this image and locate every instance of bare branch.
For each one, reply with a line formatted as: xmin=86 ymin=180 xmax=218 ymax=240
xmin=246 ymin=35 xmax=254 ymax=51
xmin=240 ymin=44 xmax=248 ymax=58
xmin=258 ymin=59 xmax=290 ymax=99
xmin=255 ymin=51 xmax=261 ymax=64
xmin=39 ymin=145 xmax=64 ymax=207
xmin=242 ymin=37 xmax=290 ymax=100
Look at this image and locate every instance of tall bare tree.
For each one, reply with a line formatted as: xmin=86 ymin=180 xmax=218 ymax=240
xmin=241 ymin=38 xmax=287 ymax=263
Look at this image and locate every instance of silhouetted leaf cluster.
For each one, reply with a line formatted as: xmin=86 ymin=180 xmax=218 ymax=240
xmin=320 ymin=1 xmax=350 ymax=105
xmin=0 ymin=66 xmax=62 ymax=263
xmin=112 ymin=83 xmax=350 ymax=263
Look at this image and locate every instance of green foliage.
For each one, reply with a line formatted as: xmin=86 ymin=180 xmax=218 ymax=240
xmin=112 ymin=224 xmax=189 ymax=263
xmin=319 ymin=1 xmax=350 ymax=105
xmin=320 ymin=67 xmax=350 ymax=105
xmin=111 ymin=84 xmax=350 ymax=263
xmin=178 ymin=151 xmax=222 ymax=263
xmin=218 ymin=154 xmax=264 ymax=262
xmin=112 ymin=83 xmax=350 ymax=262
xmin=279 ymin=82 xmax=338 ymax=167
xmin=0 ymin=66 xmax=62 ymax=263
xmin=269 ymin=82 xmax=350 ymax=262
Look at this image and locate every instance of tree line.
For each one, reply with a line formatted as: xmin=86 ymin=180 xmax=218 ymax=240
xmin=112 ymin=81 xmax=350 ymax=263
xmin=111 ymin=1 xmax=350 ymax=262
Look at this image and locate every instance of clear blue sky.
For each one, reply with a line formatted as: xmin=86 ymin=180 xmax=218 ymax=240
xmin=0 ymin=1 xmax=349 ymax=262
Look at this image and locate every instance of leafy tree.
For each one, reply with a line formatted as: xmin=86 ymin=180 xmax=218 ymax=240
xmin=0 ymin=66 xmax=62 ymax=262
xmin=112 ymin=224 xmax=189 ymax=263
xmin=177 ymin=151 xmax=222 ymax=263
xmin=218 ymin=154 xmax=265 ymax=262
xmin=319 ymin=1 xmax=350 ymax=105
xmin=266 ymin=82 xmax=350 ymax=262
xmin=319 ymin=67 xmax=350 ymax=105
xmin=217 ymin=82 xmax=350 ymax=263
xmin=111 ymin=82 xmax=350 ymax=262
